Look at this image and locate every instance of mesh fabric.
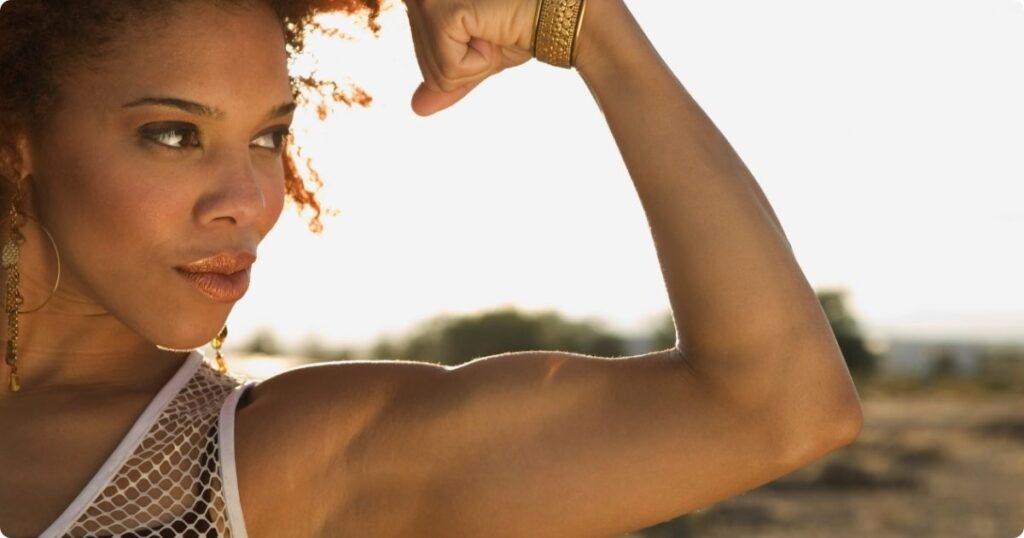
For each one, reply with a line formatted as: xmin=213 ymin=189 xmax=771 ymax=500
xmin=39 ymin=352 xmax=256 ymax=538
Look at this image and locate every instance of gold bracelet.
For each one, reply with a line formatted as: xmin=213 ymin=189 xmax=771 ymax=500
xmin=531 ymin=0 xmax=588 ymax=69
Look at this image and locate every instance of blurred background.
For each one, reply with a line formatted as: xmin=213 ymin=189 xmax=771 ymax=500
xmin=214 ymin=0 xmax=1023 ymax=536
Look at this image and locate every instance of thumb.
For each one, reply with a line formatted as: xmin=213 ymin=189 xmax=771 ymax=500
xmin=411 ymin=79 xmax=484 ymax=117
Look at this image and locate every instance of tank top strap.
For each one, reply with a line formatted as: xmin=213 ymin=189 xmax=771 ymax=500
xmin=37 ymin=350 xmax=205 ymax=538
xmin=33 ymin=349 xmax=255 ymax=538
xmin=218 ymin=379 xmax=259 ymax=538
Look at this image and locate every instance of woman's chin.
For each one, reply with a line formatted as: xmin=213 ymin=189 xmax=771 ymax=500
xmin=149 ymin=323 xmax=228 ymax=352
xmin=154 ymin=342 xmax=203 ymax=353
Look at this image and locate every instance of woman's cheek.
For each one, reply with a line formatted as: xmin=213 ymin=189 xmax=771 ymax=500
xmin=261 ymin=168 xmax=288 ymax=231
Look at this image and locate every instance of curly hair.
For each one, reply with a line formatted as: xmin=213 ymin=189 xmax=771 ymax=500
xmin=0 ymin=0 xmax=385 ymax=233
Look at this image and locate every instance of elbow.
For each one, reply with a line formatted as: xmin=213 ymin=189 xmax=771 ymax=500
xmin=820 ymin=374 xmax=866 ymax=448
xmin=781 ymin=401 xmax=864 ymax=468
xmin=812 ymin=384 xmax=866 ymax=446
xmin=832 ymin=402 xmax=865 ymax=447
xmin=783 ymin=350 xmax=867 ymax=458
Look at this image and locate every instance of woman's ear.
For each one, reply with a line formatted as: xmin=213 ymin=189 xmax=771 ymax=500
xmin=15 ymin=132 xmax=33 ymax=181
xmin=0 ymin=132 xmax=33 ymax=204
xmin=1 ymin=131 xmax=33 ymax=184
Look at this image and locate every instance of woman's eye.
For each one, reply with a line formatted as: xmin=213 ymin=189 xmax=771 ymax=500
xmin=138 ymin=124 xmax=289 ymax=152
xmin=251 ymin=127 xmax=290 ymax=152
xmin=140 ymin=123 xmax=201 ymax=150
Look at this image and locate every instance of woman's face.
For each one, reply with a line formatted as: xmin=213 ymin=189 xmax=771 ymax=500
xmin=21 ymin=1 xmax=293 ymax=350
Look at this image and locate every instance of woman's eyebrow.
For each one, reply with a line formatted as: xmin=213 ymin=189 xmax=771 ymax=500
xmin=122 ymin=96 xmax=297 ymax=120
xmin=267 ymin=101 xmax=298 ymax=119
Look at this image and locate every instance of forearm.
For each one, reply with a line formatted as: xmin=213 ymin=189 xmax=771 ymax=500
xmin=573 ymin=0 xmax=861 ymax=423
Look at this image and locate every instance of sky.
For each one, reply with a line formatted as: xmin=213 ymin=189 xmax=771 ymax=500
xmin=5 ymin=0 xmax=1017 ymax=349
xmin=219 ymin=0 xmax=1024 ymax=351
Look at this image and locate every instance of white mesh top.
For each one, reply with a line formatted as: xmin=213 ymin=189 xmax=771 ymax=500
xmin=0 ymin=349 xmax=260 ymax=538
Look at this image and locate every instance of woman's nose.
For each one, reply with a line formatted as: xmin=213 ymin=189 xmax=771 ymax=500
xmin=193 ymin=151 xmax=266 ymax=228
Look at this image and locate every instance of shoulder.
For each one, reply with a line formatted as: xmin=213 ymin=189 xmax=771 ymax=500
xmin=228 ymin=359 xmax=451 ymax=537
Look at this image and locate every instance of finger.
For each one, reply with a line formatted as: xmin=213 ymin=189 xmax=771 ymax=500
xmin=431 ymin=37 xmax=500 ymax=91
xmin=461 ymin=36 xmax=494 ymax=73
xmin=429 ymin=8 xmax=493 ymax=83
xmin=407 ymin=0 xmax=476 ymax=92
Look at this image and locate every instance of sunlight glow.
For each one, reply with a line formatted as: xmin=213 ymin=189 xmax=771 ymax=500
xmin=225 ymin=0 xmax=1024 ymax=350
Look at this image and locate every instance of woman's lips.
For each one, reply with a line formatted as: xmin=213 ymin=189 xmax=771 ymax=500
xmin=176 ymin=267 xmax=251 ymax=302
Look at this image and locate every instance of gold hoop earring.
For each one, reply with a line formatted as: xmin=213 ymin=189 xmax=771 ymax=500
xmin=1 ymin=194 xmax=62 ymax=392
xmin=211 ymin=325 xmax=229 ymax=374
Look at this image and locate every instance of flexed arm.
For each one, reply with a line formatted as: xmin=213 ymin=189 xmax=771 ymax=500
xmin=404 ymin=0 xmax=861 ymax=433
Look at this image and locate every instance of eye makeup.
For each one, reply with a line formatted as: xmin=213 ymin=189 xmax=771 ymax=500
xmin=251 ymin=126 xmax=291 ymax=152
xmin=137 ymin=123 xmax=291 ymax=153
xmin=138 ymin=122 xmax=202 ymax=151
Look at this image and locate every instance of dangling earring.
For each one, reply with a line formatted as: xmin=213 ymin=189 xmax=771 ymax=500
xmin=211 ymin=325 xmax=229 ymax=374
xmin=2 ymin=198 xmax=24 ymax=392
xmin=2 ymin=187 xmax=62 ymax=392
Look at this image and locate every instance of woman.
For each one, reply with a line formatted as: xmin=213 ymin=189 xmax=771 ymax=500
xmin=0 ymin=0 xmax=863 ymax=536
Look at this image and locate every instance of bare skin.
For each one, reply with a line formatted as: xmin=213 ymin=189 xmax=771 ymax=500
xmin=0 ymin=0 xmax=863 ymax=536
xmin=0 ymin=3 xmax=291 ymax=534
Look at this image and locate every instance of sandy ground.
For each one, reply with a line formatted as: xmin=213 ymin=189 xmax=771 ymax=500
xmin=627 ymin=390 xmax=1024 ymax=538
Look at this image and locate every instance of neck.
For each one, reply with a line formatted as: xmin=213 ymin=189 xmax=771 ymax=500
xmin=0 ymin=199 xmax=192 ymax=399
xmin=4 ymin=308 xmax=192 ymax=397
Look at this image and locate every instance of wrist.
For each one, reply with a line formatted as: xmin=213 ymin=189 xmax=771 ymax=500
xmin=573 ymin=0 xmax=652 ymax=84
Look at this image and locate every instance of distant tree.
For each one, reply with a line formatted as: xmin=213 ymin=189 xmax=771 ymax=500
xmin=369 ymin=337 xmax=403 ymax=362
xmin=392 ymin=306 xmax=625 ymax=367
xmin=297 ymin=335 xmax=328 ymax=361
xmin=977 ymin=345 xmax=1024 ymax=389
xmin=238 ymin=327 xmax=282 ymax=356
xmin=816 ymin=288 xmax=880 ymax=379
xmin=298 ymin=335 xmax=358 ymax=362
xmin=929 ymin=348 xmax=959 ymax=379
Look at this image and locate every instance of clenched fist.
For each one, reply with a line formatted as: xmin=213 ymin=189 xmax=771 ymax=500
xmin=402 ymin=0 xmax=542 ymax=116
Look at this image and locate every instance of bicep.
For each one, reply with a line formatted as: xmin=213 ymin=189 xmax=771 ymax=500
xmin=328 ymin=349 xmax=837 ymax=537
